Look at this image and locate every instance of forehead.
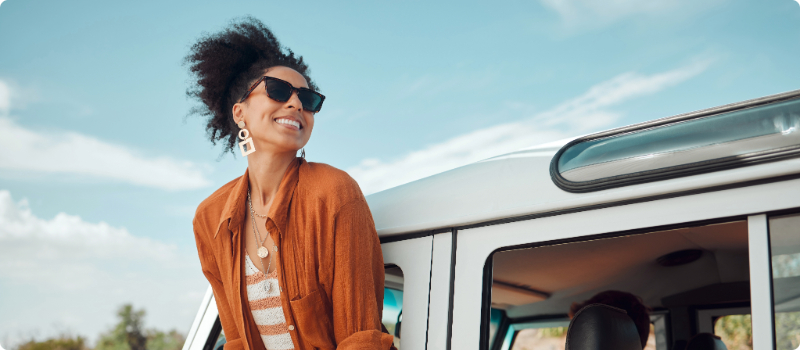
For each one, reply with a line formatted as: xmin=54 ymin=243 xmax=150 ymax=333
xmin=265 ymin=66 xmax=309 ymax=88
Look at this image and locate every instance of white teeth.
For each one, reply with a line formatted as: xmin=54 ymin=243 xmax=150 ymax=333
xmin=276 ymin=119 xmax=301 ymax=128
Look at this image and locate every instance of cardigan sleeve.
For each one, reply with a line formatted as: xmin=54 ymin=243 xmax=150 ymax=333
xmin=330 ymin=199 xmax=395 ymax=350
xmin=193 ymin=219 xmax=243 ymax=347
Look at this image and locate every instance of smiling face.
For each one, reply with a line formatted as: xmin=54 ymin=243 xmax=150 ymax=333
xmin=232 ymin=66 xmax=315 ymax=155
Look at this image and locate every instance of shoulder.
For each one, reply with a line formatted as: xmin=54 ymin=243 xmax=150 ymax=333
xmin=193 ymin=176 xmax=241 ymax=231
xmin=298 ymin=162 xmax=365 ymax=208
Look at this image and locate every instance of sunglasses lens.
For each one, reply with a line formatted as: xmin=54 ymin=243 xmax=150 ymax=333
xmin=298 ymin=91 xmax=323 ymax=112
xmin=265 ymin=79 xmax=292 ymax=102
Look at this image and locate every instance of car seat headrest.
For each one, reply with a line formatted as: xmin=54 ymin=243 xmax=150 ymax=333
xmin=685 ymin=333 xmax=727 ymax=350
xmin=565 ymin=303 xmax=642 ymax=350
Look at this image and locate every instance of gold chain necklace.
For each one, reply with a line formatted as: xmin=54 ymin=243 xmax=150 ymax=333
xmin=248 ymin=190 xmax=273 ymax=285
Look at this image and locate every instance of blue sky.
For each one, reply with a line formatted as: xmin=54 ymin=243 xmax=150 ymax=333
xmin=0 ymin=0 xmax=798 ymax=345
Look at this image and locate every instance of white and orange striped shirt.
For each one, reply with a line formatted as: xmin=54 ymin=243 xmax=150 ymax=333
xmin=245 ymin=254 xmax=294 ymax=350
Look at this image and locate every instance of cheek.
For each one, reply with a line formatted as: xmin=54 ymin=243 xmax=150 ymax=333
xmin=251 ymin=99 xmax=281 ymax=120
xmin=305 ymin=115 xmax=316 ymax=134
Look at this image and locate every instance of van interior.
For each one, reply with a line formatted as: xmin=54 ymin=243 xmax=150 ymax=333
xmin=487 ymin=221 xmax=753 ymax=350
xmin=383 ymin=266 xmax=404 ymax=350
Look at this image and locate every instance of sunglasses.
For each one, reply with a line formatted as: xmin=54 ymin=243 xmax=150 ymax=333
xmin=239 ymin=76 xmax=326 ymax=113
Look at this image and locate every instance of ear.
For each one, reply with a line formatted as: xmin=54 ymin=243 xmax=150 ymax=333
xmin=232 ymin=102 xmax=244 ymax=125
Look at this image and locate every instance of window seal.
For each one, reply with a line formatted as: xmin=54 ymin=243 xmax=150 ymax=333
xmin=550 ymin=89 xmax=800 ymax=193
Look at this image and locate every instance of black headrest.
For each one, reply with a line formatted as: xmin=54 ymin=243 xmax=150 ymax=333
xmin=685 ymin=333 xmax=727 ymax=350
xmin=565 ymin=303 xmax=642 ymax=350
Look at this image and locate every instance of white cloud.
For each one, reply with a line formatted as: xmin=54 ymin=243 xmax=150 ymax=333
xmin=0 ymin=190 xmax=176 ymax=280
xmin=0 ymin=190 xmax=207 ymax=346
xmin=539 ymin=0 xmax=723 ymax=29
xmin=0 ymin=117 xmax=211 ymax=190
xmin=349 ymin=60 xmax=710 ymax=194
xmin=0 ymin=79 xmax=210 ymax=191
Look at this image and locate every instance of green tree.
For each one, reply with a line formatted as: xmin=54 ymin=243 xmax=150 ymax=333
xmin=16 ymin=335 xmax=88 ymax=350
xmin=714 ymin=315 xmax=752 ymax=350
xmin=144 ymin=330 xmax=184 ymax=350
xmin=775 ymin=311 xmax=800 ymax=350
xmin=96 ymin=305 xmax=146 ymax=350
xmin=95 ymin=304 xmax=184 ymax=350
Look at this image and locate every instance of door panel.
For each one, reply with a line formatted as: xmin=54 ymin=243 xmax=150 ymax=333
xmin=382 ymin=236 xmax=433 ymax=350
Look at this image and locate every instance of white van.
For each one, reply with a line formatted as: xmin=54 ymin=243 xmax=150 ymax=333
xmin=183 ymin=89 xmax=800 ymax=350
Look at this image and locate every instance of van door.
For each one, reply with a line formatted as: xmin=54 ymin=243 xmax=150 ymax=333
xmin=380 ymin=236 xmax=434 ymax=350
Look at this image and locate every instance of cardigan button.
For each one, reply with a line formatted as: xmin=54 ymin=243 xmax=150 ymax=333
xmin=288 ymin=325 xmax=295 ymax=331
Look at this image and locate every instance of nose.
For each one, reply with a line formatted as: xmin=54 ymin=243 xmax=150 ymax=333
xmin=285 ymin=90 xmax=304 ymax=111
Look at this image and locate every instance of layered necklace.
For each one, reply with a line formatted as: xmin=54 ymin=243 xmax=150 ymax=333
xmin=248 ymin=189 xmax=274 ymax=291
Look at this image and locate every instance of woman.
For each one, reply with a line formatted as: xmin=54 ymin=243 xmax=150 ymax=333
xmin=186 ymin=17 xmax=394 ymax=350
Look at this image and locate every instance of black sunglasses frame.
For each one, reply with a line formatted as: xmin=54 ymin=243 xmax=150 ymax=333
xmin=238 ymin=76 xmax=325 ymax=113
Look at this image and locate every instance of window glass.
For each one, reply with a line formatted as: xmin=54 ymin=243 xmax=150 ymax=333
xmin=488 ymin=308 xmax=504 ymax=347
xmin=511 ymin=326 xmax=567 ymax=350
xmin=552 ymin=94 xmax=800 ymax=191
xmin=769 ymin=213 xmax=800 ymax=350
xmin=383 ymin=266 xmax=404 ymax=349
xmin=714 ymin=314 xmax=752 ymax=350
xmin=203 ymin=318 xmax=225 ymax=350
xmin=499 ymin=324 xmax=515 ymax=350
xmin=644 ymin=324 xmax=656 ymax=350
xmin=650 ymin=314 xmax=669 ymax=350
xmin=508 ymin=324 xmax=658 ymax=350
xmin=211 ymin=328 xmax=225 ymax=350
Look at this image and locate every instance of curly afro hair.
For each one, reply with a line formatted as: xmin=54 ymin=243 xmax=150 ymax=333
xmin=185 ymin=16 xmax=318 ymax=154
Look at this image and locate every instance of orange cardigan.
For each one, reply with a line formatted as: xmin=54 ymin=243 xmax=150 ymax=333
xmin=193 ymin=158 xmax=394 ymax=350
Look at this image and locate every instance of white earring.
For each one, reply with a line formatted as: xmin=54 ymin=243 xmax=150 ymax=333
xmin=237 ymin=121 xmax=256 ymax=157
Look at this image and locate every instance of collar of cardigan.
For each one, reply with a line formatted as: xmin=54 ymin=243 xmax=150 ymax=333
xmin=214 ymin=157 xmax=303 ymax=239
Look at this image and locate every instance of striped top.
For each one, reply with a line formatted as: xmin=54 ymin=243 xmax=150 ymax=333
xmin=245 ymin=254 xmax=295 ymax=350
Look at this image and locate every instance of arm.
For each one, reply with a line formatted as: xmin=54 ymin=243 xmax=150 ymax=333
xmin=330 ymin=199 xmax=395 ymax=350
xmin=193 ymin=220 xmax=243 ymax=350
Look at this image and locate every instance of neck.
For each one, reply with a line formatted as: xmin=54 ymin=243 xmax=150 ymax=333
xmin=246 ymin=148 xmax=297 ymax=214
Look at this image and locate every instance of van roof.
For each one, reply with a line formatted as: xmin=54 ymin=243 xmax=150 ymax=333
xmin=367 ymin=91 xmax=800 ymax=238
xmin=366 ymin=139 xmax=571 ymax=237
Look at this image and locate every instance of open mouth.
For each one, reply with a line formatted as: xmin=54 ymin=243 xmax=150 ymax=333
xmin=275 ymin=118 xmax=302 ymax=130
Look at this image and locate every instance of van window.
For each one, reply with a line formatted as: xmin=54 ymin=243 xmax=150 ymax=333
xmin=383 ymin=265 xmax=404 ymax=349
xmin=487 ymin=220 xmax=751 ymax=350
xmin=204 ymin=318 xmax=225 ymax=350
xmin=713 ymin=314 xmax=752 ymax=350
xmin=550 ymin=92 xmax=800 ymax=192
xmin=506 ymin=318 xmax=660 ymax=350
xmin=768 ymin=213 xmax=800 ymax=350
xmin=488 ymin=308 xmax=504 ymax=347
xmin=511 ymin=325 xmax=568 ymax=350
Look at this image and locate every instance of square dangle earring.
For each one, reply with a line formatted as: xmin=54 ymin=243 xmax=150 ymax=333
xmin=237 ymin=121 xmax=256 ymax=157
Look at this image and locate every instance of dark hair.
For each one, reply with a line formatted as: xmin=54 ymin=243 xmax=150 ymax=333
xmin=569 ymin=290 xmax=651 ymax=348
xmin=185 ymin=16 xmax=318 ymax=154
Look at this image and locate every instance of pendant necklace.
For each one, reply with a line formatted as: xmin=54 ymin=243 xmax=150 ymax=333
xmin=248 ymin=190 xmax=274 ymax=292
